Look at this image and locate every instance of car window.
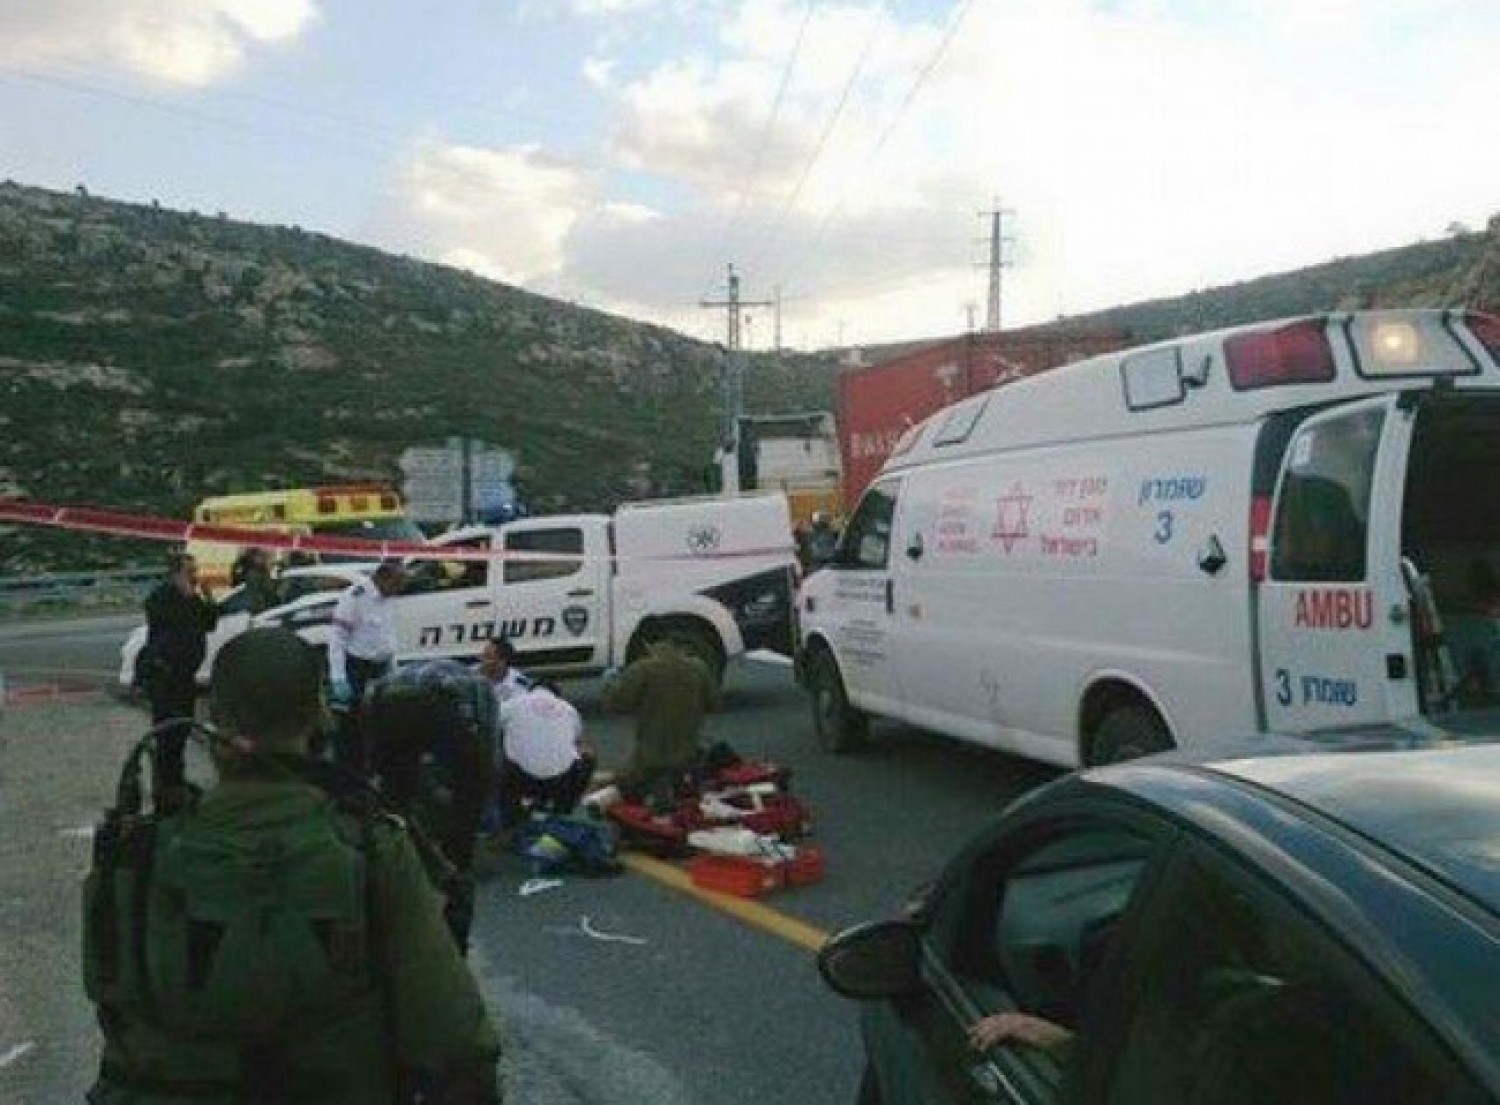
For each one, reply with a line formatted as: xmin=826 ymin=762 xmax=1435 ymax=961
xmin=503 ymin=527 xmax=583 ymax=583
xmin=839 ymin=480 xmax=899 ymax=570
xmin=929 ymin=820 xmax=1164 ymax=1105
xmin=1103 ymin=848 xmax=1471 ymax=1105
xmin=1272 ymin=406 xmax=1384 ymax=582
xmin=989 ymin=829 xmax=1155 ymax=1029
xmin=405 ymin=537 xmax=491 ymax=593
xmin=274 ymin=572 xmax=354 ymax=605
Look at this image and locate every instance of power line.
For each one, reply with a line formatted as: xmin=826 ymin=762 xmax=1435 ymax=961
xmin=769 ymin=0 xmax=981 ymax=298
xmin=742 ymin=1 xmax=891 ymax=276
xmin=720 ymin=0 xmax=818 ymax=261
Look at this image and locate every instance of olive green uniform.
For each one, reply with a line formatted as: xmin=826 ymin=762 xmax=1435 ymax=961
xmin=601 ymin=641 xmax=720 ymax=795
xmin=87 ymin=779 xmax=501 ymax=1104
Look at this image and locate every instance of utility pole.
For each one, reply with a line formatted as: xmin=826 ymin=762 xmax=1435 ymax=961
xmin=773 ymin=284 xmax=783 ymax=353
xmin=700 ymin=262 xmax=772 ymax=492
xmin=964 ymin=301 xmax=978 ymax=333
xmin=977 ymin=202 xmax=1016 ymax=332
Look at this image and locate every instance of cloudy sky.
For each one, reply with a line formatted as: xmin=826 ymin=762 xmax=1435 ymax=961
xmin=1 ymin=0 xmax=1495 ymax=348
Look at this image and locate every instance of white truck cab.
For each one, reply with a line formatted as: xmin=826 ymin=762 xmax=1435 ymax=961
xmin=121 ymin=492 xmax=798 ymax=690
xmin=797 ymin=309 xmax=1500 ymax=766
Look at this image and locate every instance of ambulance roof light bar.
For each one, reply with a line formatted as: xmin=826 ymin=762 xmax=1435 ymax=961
xmin=1224 ymin=319 xmax=1337 ymax=391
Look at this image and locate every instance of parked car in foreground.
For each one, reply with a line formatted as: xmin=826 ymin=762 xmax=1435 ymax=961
xmin=818 ymin=723 xmax=1500 ymax=1104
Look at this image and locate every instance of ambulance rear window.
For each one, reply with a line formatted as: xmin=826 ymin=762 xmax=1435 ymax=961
xmin=1271 ymin=407 xmax=1384 ymax=582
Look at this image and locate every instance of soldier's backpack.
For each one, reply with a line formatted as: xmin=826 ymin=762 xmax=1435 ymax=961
xmin=84 ymin=727 xmax=395 ymax=1077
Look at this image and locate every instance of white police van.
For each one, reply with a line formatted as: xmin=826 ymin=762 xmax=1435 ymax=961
xmin=122 ymin=492 xmax=798 ymax=689
xmin=797 ymin=310 xmax=1500 ymax=765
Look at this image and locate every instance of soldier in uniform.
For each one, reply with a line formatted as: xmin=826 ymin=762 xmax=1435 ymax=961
xmin=85 ymin=627 xmax=502 ymax=1104
xmin=601 ymin=619 xmax=721 ymax=802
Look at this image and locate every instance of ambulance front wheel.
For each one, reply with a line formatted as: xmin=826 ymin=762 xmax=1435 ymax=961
xmin=809 ymin=651 xmax=868 ymax=754
xmin=1090 ymin=704 xmax=1173 ymax=765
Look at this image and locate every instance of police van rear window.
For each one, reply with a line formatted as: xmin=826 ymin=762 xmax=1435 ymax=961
xmin=933 ymin=398 xmax=988 ymax=446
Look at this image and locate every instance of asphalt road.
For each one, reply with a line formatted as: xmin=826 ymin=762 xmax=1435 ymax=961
xmin=0 ymin=618 xmax=1059 ymax=1104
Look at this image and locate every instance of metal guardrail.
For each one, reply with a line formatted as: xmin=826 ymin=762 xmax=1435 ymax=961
xmin=0 ymin=567 xmax=159 ymax=611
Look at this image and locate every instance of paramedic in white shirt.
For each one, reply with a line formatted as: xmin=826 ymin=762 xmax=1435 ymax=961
xmin=328 ymin=559 xmax=406 ymax=772
xmin=497 ymin=681 xmax=595 ymax=824
xmin=479 ymin=637 xmax=533 ymax=704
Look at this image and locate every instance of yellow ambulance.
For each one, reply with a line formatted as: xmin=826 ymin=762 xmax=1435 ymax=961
xmin=188 ymin=484 xmax=423 ymax=594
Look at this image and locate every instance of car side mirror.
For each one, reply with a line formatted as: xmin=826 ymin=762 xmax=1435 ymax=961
xmin=817 ymin=920 xmax=925 ymax=1001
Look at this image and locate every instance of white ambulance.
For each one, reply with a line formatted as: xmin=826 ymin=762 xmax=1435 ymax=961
xmin=796 ymin=309 xmax=1500 ymax=765
xmin=122 ymin=492 xmax=798 ymax=689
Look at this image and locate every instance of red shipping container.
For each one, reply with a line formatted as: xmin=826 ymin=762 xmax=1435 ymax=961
xmin=836 ymin=326 xmax=1132 ymax=506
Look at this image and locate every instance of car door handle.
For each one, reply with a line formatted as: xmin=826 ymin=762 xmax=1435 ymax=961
xmin=567 ymin=589 xmax=595 ymax=598
xmin=465 ymin=599 xmax=494 ymax=609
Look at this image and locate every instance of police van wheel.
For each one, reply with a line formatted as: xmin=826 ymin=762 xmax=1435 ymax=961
xmin=1091 ymin=705 xmax=1172 ymax=765
xmin=809 ymin=652 xmax=867 ymax=754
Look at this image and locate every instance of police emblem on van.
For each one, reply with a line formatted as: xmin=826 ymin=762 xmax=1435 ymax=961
xmin=562 ymin=605 xmax=590 ymax=637
xmin=687 ymin=524 xmax=722 ymax=555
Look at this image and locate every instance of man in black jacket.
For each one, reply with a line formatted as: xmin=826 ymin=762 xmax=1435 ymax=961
xmin=140 ymin=551 xmax=218 ymax=796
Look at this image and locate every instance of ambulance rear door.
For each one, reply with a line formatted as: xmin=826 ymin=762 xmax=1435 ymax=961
xmin=1256 ymin=394 xmax=1418 ymax=731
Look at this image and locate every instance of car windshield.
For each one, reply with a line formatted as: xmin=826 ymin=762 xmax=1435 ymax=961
xmin=1222 ymin=743 xmax=1500 ymax=914
xmin=311 ymin=518 xmax=426 ymax=561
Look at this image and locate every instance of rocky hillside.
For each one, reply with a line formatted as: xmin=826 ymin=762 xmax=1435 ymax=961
xmin=0 ymin=183 xmax=835 ymax=571
xmin=850 ymin=216 xmax=1500 ymax=362
xmin=1060 ymin=216 xmax=1500 ymax=342
xmin=2 ymin=180 xmax=1495 ymax=572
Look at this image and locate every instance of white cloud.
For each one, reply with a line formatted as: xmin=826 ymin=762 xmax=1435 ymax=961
xmin=380 ymin=140 xmax=597 ymax=289
xmin=0 ymin=0 xmax=318 ymax=88
xmin=557 ymin=0 xmax=673 ymax=15
xmin=570 ymin=0 xmax=1500 ymax=345
xmin=381 ymin=0 xmax=1500 ymax=348
xmin=582 ymin=56 xmax=618 ymax=89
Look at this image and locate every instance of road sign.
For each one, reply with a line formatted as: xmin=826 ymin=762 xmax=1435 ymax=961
xmin=398 ymin=444 xmax=517 ymax=524
xmin=399 ymin=446 xmax=464 ymax=524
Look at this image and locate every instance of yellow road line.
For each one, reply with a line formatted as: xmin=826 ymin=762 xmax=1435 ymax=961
xmin=621 ymin=853 xmax=832 ymax=955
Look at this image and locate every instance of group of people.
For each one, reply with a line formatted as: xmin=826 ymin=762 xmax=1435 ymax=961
xmin=109 ymin=547 xmax=726 ymax=1102
xmin=105 ymin=556 xmax=502 ymax=1103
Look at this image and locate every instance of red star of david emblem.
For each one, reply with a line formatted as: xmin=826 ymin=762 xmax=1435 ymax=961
xmin=992 ymin=482 xmax=1032 ymax=553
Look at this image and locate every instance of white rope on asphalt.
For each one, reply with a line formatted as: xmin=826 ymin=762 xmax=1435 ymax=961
xmin=0 ymin=1041 xmax=36 ymax=1069
xmin=579 ymin=916 xmax=648 ymax=947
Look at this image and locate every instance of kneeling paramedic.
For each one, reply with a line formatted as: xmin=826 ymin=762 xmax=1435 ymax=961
xmin=365 ymin=658 xmax=499 ymax=954
xmin=84 ymin=627 xmax=502 ymax=1104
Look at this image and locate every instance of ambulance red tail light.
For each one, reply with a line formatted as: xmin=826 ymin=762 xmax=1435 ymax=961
xmin=1225 ymin=321 xmax=1336 ymax=390
xmin=1249 ymin=494 xmax=1273 ymax=582
xmin=1466 ymin=311 xmax=1500 ymax=363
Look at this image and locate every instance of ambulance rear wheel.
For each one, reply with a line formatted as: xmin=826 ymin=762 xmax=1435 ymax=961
xmin=1091 ymin=705 xmax=1172 ymax=765
xmin=809 ymin=651 xmax=867 ymax=754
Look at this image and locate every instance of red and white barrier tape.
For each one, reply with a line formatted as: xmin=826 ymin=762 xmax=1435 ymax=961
xmin=0 ymin=499 xmax=793 ymax=565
